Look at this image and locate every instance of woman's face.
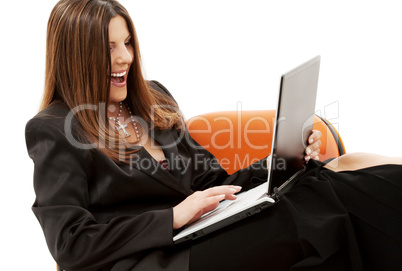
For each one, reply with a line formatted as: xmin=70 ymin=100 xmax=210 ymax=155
xmin=108 ymin=15 xmax=134 ymax=103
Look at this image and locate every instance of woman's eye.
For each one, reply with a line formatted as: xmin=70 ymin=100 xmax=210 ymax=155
xmin=125 ymin=41 xmax=131 ymax=47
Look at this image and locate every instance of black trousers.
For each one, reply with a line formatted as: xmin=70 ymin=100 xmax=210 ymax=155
xmin=189 ymin=162 xmax=402 ymax=271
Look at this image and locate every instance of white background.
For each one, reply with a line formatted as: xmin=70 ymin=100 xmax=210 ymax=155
xmin=1 ymin=0 xmax=401 ymax=269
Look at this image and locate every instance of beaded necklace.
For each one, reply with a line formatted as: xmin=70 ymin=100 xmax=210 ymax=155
xmin=108 ymin=102 xmax=142 ymax=145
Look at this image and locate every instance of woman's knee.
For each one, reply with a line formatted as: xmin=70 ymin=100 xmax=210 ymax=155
xmin=325 ymin=152 xmax=402 ymax=172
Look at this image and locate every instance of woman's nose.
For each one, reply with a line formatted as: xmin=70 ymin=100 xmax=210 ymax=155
xmin=116 ymin=46 xmax=133 ymax=64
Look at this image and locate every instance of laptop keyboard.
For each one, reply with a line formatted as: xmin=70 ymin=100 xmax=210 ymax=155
xmin=197 ymin=183 xmax=268 ymax=222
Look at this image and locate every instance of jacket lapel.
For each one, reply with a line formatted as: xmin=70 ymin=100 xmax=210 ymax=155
xmin=128 ymin=128 xmax=190 ymax=196
xmin=151 ymin=128 xmax=182 ymax=181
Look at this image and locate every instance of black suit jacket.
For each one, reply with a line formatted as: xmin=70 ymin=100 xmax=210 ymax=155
xmin=25 ymin=81 xmax=268 ymax=271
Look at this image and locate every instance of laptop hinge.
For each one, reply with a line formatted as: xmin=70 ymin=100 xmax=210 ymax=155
xmin=272 ymin=166 xmax=306 ymax=200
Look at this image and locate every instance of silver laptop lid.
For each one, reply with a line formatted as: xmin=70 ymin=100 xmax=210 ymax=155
xmin=267 ymin=56 xmax=321 ymax=194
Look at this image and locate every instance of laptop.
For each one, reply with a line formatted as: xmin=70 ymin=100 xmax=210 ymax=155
xmin=173 ymin=56 xmax=321 ymax=244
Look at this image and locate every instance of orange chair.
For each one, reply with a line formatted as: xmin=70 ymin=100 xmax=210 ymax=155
xmin=187 ymin=110 xmax=345 ymax=174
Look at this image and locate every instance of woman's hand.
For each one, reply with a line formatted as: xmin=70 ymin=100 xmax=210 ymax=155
xmin=172 ymin=185 xmax=242 ymax=229
xmin=305 ymin=130 xmax=322 ymax=163
xmin=266 ymin=130 xmax=322 ymax=168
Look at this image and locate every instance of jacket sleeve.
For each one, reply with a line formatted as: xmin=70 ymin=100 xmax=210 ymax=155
xmin=26 ymin=117 xmax=175 ymax=271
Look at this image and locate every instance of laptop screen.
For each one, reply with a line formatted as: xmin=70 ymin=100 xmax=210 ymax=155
xmin=267 ymin=56 xmax=321 ymax=194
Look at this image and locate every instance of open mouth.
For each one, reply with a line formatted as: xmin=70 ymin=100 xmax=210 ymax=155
xmin=111 ymin=71 xmax=126 ymax=84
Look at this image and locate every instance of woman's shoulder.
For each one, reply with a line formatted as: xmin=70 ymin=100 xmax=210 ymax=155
xmin=25 ymin=101 xmax=93 ymax=161
xmin=148 ymin=80 xmax=178 ymax=104
xmin=27 ymin=101 xmax=80 ymax=131
xmin=25 ymin=101 xmax=84 ymax=146
xmin=28 ymin=101 xmax=69 ymax=124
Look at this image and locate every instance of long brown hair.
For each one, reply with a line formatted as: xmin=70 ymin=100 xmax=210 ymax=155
xmin=42 ymin=0 xmax=182 ymax=163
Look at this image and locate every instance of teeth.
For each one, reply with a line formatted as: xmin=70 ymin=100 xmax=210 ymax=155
xmin=111 ymin=71 xmax=126 ymax=77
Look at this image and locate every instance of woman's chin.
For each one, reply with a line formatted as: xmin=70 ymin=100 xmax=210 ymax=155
xmin=109 ymin=87 xmax=127 ymax=102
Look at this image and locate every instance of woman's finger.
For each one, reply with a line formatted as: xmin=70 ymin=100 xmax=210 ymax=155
xmin=308 ymin=130 xmax=322 ymax=144
xmin=305 ymin=149 xmax=320 ymax=163
xmin=309 ymin=149 xmax=320 ymax=160
xmin=202 ymin=185 xmax=242 ymax=198
xmin=195 ymin=188 xmax=239 ymax=208
xmin=306 ymin=139 xmax=321 ymax=155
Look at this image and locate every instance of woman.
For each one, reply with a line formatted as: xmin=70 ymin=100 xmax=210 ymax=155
xmin=26 ymin=0 xmax=402 ymax=270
